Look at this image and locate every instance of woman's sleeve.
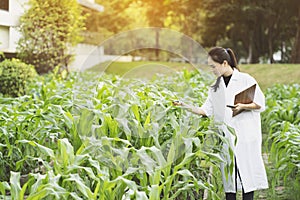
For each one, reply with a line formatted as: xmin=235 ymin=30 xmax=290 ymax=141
xmin=248 ymin=76 xmax=265 ymax=112
xmin=200 ymin=90 xmax=213 ymax=117
xmin=253 ymin=84 xmax=265 ymax=112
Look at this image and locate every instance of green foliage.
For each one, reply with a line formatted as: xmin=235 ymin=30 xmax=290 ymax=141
xmin=92 ymin=0 xmax=134 ymax=34
xmin=0 ymin=51 xmax=4 ymax=59
xmin=199 ymin=0 xmax=299 ymax=63
xmin=262 ymin=84 xmax=300 ymax=199
xmin=3 ymin=67 xmax=299 ymax=199
xmin=0 ymin=59 xmax=37 ymax=97
xmin=17 ymin=0 xmax=86 ymax=74
xmin=0 ymin=70 xmax=230 ymax=199
xmin=83 ymin=0 xmax=300 ymax=63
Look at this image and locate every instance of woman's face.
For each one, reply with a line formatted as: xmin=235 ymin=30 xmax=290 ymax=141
xmin=208 ymin=56 xmax=225 ymax=77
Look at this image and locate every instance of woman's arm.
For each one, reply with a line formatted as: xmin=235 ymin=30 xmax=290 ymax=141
xmin=233 ymin=102 xmax=261 ymax=111
xmin=173 ymin=101 xmax=207 ymax=116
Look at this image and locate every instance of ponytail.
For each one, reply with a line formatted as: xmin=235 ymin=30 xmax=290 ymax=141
xmin=226 ymin=48 xmax=240 ymax=71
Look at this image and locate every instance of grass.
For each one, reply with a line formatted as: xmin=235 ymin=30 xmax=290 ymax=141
xmin=88 ymin=61 xmax=300 ymax=91
xmin=240 ymin=64 xmax=300 ymax=91
xmin=88 ymin=61 xmax=196 ymax=79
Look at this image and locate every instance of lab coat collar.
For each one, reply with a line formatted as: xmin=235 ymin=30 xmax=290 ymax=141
xmin=231 ymin=68 xmax=240 ymax=81
xmin=219 ymin=68 xmax=239 ymax=91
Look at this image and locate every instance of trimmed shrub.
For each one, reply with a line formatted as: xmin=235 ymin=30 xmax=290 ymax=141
xmin=0 ymin=59 xmax=37 ymax=97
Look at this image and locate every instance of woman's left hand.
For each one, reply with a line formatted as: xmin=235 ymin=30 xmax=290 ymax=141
xmin=232 ymin=103 xmax=245 ymax=111
xmin=232 ymin=103 xmax=261 ymax=111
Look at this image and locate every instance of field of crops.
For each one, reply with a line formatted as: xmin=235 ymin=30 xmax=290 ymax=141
xmin=0 ymin=69 xmax=299 ymax=199
xmin=0 ymin=70 xmax=228 ymax=199
xmin=262 ymin=84 xmax=300 ymax=199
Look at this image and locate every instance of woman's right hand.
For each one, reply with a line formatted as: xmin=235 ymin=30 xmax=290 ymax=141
xmin=172 ymin=100 xmax=184 ymax=106
xmin=172 ymin=101 xmax=206 ymax=116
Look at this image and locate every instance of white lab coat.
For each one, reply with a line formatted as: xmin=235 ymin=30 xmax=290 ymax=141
xmin=201 ymin=69 xmax=268 ymax=193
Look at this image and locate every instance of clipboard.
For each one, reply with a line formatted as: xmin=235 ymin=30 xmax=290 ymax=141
xmin=232 ymin=84 xmax=256 ymax=117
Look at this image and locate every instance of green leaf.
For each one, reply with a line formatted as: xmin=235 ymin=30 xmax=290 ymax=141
xmin=0 ymin=181 xmax=10 ymax=196
xmin=167 ymin=142 xmax=175 ymax=164
xmin=10 ymin=172 xmax=21 ymax=199
xmin=64 ymin=174 xmax=93 ymax=199
xmin=77 ymin=108 xmax=95 ymax=138
xmin=62 ymin=111 xmax=73 ymax=129
xmin=149 ymin=184 xmax=160 ymax=200
xmin=144 ymin=111 xmax=151 ymax=128
xmin=19 ymin=177 xmax=32 ymax=200
xmin=57 ymin=138 xmax=75 ymax=169
xmin=135 ymin=191 xmax=148 ymax=200
xmin=16 ymin=140 xmax=54 ymax=158
xmin=131 ymin=104 xmax=140 ymax=122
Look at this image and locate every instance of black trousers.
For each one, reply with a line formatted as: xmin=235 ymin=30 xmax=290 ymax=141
xmin=225 ymin=158 xmax=254 ymax=200
xmin=225 ymin=191 xmax=254 ymax=200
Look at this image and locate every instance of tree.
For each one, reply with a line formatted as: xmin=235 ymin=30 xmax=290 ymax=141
xmin=199 ymin=0 xmax=266 ymax=63
xmin=89 ymin=0 xmax=133 ymax=34
xmin=199 ymin=0 xmax=299 ymax=63
xmin=260 ymin=0 xmax=298 ymax=63
xmin=17 ymin=0 xmax=86 ymax=74
xmin=290 ymin=3 xmax=300 ymax=63
xmin=84 ymin=0 xmax=150 ymax=57
xmin=141 ymin=0 xmax=170 ymax=60
xmin=162 ymin=0 xmax=205 ymax=61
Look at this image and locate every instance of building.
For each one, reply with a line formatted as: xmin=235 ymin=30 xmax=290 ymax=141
xmin=0 ymin=0 xmax=104 ymax=70
xmin=0 ymin=0 xmax=26 ymax=59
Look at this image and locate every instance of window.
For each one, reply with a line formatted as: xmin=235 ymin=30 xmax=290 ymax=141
xmin=0 ymin=0 xmax=9 ymax=11
xmin=0 ymin=26 xmax=9 ymax=49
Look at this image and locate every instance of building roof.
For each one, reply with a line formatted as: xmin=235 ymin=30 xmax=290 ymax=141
xmin=77 ymin=0 xmax=104 ymax=12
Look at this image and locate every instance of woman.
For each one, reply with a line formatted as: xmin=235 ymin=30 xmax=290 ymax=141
xmin=173 ymin=47 xmax=268 ymax=200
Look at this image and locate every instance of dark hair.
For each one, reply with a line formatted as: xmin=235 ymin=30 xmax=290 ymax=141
xmin=208 ymin=47 xmax=240 ymax=92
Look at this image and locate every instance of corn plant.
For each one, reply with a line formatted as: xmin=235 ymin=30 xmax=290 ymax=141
xmin=262 ymin=84 xmax=300 ymax=199
xmin=0 ymin=70 xmax=231 ymax=199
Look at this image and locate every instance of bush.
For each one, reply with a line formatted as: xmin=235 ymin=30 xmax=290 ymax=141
xmin=0 ymin=59 xmax=37 ymax=97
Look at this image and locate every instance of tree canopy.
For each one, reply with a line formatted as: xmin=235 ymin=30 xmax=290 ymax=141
xmin=18 ymin=0 xmax=298 ymax=64
xmin=88 ymin=0 xmax=300 ymax=63
xmin=17 ymin=0 xmax=86 ymax=74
